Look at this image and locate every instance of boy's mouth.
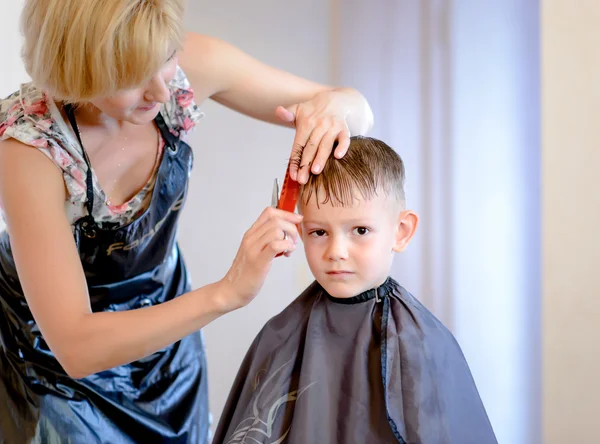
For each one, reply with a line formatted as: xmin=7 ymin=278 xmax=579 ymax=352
xmin=326 ymin=271 xmax=353 ymax=276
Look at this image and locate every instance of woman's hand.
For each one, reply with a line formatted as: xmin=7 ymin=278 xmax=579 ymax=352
xmin=216 ymin=207 xmax=303 ymax=313
xmin=275 ymin=87 xmax=373 ymax=184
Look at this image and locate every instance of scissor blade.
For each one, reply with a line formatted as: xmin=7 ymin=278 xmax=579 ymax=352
xmin=271 ymin=178 xmax=279 ymax=208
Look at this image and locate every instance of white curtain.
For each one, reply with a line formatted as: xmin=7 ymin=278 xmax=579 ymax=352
xmin=332 ymin=1 xmax=541 ymax=443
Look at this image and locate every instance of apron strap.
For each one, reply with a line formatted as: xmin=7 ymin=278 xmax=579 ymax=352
xmin=153 ymin=112 xmax=179 ymax=151
xmin=63 ymin=103 xmax=95 ymax=219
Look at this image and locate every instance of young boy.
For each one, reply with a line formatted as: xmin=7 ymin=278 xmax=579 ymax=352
xmin=213 ymin=137 xmax=497 ymax=444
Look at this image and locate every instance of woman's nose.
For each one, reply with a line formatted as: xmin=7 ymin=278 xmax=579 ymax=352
xmin=144 ymin=74 xmax=170 ymax=104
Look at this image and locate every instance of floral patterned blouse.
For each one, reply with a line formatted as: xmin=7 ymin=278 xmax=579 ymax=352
xmin=0 ymin=66 xmax=203 ymax=228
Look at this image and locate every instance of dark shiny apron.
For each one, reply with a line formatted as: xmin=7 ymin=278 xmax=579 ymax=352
xmin=0 ymin=105 xmax=209 ymax=443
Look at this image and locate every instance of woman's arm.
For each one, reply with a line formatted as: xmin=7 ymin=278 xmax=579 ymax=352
xmin=178 ymin=33 xmax=374 ymax=183
xmin=0 ymin=139 xmax=300 ymax=379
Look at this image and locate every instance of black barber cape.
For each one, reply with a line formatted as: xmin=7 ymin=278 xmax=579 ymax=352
xmin=213 ymin=277 xmax=497 ymax=444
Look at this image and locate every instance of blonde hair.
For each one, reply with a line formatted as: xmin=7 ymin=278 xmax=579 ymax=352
xmin=300 ymin=136 xmax=406 ymax=207
xmin=20 ymin=0 xmax=186 ymax=102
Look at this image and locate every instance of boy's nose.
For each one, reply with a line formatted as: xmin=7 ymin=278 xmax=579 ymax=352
xmin=326 ymin=236 xmax=349 ymax=261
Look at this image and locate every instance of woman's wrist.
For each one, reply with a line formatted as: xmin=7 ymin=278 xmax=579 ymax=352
xmin=202 ymin=278 xmax=237 ymax=316
xmin=338 ymin=87 xmax=374 ymax=136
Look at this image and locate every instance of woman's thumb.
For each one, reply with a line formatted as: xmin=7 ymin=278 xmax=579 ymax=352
xmin=275 ymin=105 xmax=297 ymax=125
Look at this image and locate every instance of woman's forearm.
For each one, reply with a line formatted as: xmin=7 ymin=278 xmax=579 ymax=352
xmin=61 ymin=281 xmax=227 ymax=379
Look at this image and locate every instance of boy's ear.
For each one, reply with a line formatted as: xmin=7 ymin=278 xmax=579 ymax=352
xmin=392 ymin=210 xmax=419 ymax=253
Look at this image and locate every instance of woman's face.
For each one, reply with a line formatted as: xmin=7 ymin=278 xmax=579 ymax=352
xmin=89 ymin=52 xmax=179 ymax=125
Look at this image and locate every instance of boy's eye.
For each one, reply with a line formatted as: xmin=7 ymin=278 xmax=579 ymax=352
xmin=310 ymin=229 xmax=327 ymax=237
xmin=353 ymin=227 xmax=369 ymax=236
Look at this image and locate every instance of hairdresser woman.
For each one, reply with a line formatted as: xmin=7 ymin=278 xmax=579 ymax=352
xmin=0 ymin=1 xmax=372 ymax=442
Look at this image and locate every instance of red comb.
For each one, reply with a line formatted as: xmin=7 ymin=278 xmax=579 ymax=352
xmin=277 ymin=162 xmax=300 ymax=213
xmin=274 ymin=161 xmax=301 ymax=258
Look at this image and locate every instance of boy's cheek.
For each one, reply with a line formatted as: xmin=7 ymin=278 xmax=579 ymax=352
xmin=304 ymin=245 xmax=321 ymax=263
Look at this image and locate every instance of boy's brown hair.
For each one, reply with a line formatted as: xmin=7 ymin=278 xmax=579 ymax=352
xmin=300 ymin=136 xmax=406 ymax=208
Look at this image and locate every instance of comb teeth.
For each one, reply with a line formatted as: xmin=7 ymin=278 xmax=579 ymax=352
xmin=277 ymin=162 xmax=300 ymax=213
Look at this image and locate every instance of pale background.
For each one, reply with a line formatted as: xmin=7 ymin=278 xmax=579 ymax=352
xmin=1 ymin=1 xmax=599 ymax=443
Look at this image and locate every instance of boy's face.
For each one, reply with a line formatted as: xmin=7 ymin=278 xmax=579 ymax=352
xmin=299 ymin=188 xmax=418 ymax=298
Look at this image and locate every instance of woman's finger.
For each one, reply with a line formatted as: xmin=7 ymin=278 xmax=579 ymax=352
xmin=275 ymin=105 xmax=296 ymax=124
xmin=263 ymin=233 xmax=297 ymax=255
xmin=253 ymin=218 xmax=300 ymax=249
xmin=243 ymin=210 xmax=301 ymax=258
xmin=246 ymin=217 xmax=298 ymax=259
xmin=296 ymin=123 xmax=329 ymax=184
xmin=258 ymin=237 xmax=297 ymax=262
xmin=289 ymin=115 xmax=315 ymax=182
xmin=312 ymin=126 xmax=343 ymax=174
xmin=333 ymin=127 xmax=351 ymax=159
xmin=245 ymin=207 xmax=302 ymax=238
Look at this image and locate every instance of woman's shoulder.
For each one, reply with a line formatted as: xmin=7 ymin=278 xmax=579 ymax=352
xmin=0 ymin=82 xmax=84 ymax=172
xmin=0 ymin=84 xmax=88 ymax=208
xmin=0 ymin=83 xmax=57 ymax=148
xmin=161 ymin=65 xmax=204 ymax=138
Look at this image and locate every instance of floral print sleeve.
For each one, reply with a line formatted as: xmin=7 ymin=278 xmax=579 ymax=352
xmin=0 ymin=66 xmax=203 ymax=228
xmin=0 ymin=84 xmax=90 ymax=223
xmin=162 ymin=66 xmax=204 ymax=138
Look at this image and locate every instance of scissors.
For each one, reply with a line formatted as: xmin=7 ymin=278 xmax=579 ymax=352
xmin=271 ymin=178 xmax=281 ymax=209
